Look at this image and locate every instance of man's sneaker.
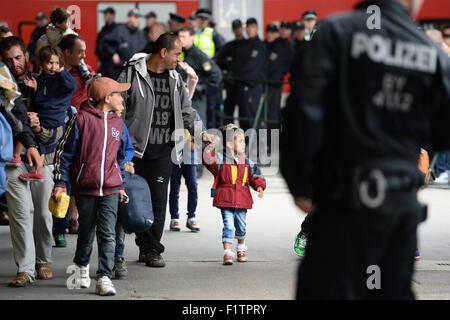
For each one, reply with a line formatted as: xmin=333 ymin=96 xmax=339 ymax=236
xmin=113 ymin=256 xmax=128 ymax=279
xmin=237 ymin=251 xmax=248 ymax=262
xmin=170 ymin=219 xmax=181 ymax=231
xmin=96 ymin=276 xmax=116 ymax=296
xmin=53 ymin=234 xmax=67 ymax=247
xmin=294 ymin=232 xmax=308 ymax=257
xmin=415 ymin=249 xmax=421 ymax=261
xmin=434 ymin=171 xmax=450 ymax=184
xmin=19 ymin=170 xmax=44 ymax=182
xmin=186 ymin=217 xmax=200 ymax=232
xmin=68 ymin=218 xmax=78 ymax=234
xmin=145 ymin=249 xmax=166 ymax=267
xmin=6 ymin=156 xmax=21 ymax=167
xmin=223 ymin=252 xmax=234 ymax=265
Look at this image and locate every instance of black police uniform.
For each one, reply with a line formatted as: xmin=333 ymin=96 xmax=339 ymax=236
xmin=179 ymin=45 xmax=222 ymax=127
xmin=264 ymin=37 xmax=293 ymax=133
xmin=281 ymin=0 xmax=450 ymax=299
xmin=229 ymin=36 xmax=268 ymax=132
xmin=104 ymin=24 xmax=148 ymax=65
xmin=95 ymin=22 xmax=121 ymax=78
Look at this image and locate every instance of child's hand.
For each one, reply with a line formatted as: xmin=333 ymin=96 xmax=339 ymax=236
xmin=119 ymin=190 xmax=129 ymax=203
xmin=178 ymin=61 xmax=198 ymax=81
xmin=24 ymin=76 xmax=37 ymax=92
xmin=58 ymin=65 xmax=65 ymax=72
xmin=257 ymin=187 xmax=264 ymax=198
xmin=124 ymin=162 xmax=135 ymax=174
xmin=52 ymin=186 xmax=67 ymax=202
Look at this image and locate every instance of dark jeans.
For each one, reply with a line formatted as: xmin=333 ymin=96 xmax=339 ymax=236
xmin=134 ymin=156 xmax=173 ymax=254
xmin=73 ymin=194 xmax=118 ymax=279
xmin=297 ymin=190 xmax=420 ymax=299
xmin=169 ymin=164 xmax=198 ymax=219
xmin=115 ymin=218 xmax=125 ymax=258
xmin=0 ymin=193 xmax=7 ymax=213
xmin=437 ymin=150 xmax=450 ymax=175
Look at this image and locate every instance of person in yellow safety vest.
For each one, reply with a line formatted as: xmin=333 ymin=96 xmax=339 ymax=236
xmin=191 ymin=8 xmax=225 ymax=59
xmin=302 ymin=9 xmax=317 ymax=41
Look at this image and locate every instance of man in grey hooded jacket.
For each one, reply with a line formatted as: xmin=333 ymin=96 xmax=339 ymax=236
xmin=117 ymin=33 xmax=214 ymax=267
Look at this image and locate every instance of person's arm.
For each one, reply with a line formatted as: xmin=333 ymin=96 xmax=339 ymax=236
xmin=56 ymin=69 xmax=77 ymax=95
xmin=204 ymin=58 xmax=222 ymax=89
xmin=248 ymin=159 xmax=266 ymax=192
xmin=280 ymin=21 xmax=337 ymax=202
xmin=53 ymin=115 xmax=79 ymax=189
xmin=10 ymin=95 xmax=37 ymax=148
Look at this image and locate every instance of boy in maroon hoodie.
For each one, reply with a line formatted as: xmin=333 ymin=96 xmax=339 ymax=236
xmin=51 ymin=77 xmax=130 ymax=296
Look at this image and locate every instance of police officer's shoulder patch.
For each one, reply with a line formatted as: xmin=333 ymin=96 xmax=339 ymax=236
xmin=202 ymin=61 xmax=212 ymax=72
xmin=251 ymin=50 xmax=259 ymax=58
xmin=270 ymin=52 xmax=278 ymax=61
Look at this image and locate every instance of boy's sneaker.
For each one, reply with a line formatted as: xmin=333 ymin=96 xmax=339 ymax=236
xmin=96 ymin=276 xmax=116 ymax=296
xmin=434 ymin=171 xmax=450 ymax=184
xmin=186 ymin=217 xmax=200 ymax=232
xmin=294 ymin=232 xmax=308 ymax=257
xmin=19 ymin=170 xmax=44 ymax=182
xmin=237 ymin=251 xmax=248 ymax=262
xmin=6 ymin=156 xmax=21 ymax=167
xmin=113 ymin=256 xmax=128 ymax=279
xmin=415 ymin=249 xmax=421 ymax=261
xmin=170 ymin=219 xmax=181 ymax=231
xmin=53 ymin=234 xmax=67 ymax=247
xmin=68 ymin=218 xmax=79 ymax=234
xmin=223 ymin=252 xmax=234 ymax=265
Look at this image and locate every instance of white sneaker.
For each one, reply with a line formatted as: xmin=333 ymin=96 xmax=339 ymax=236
xmin=96 ymin=276 xmax=116 ymax=296
xmin=434 ymin=171 xmax=449 ymax=184
xmin=79 ymin=264 xmax=91 ymax=288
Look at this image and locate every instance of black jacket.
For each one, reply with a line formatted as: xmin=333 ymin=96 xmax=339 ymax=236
xmin=180 ymin=45 xmax=222 ymax=95
xmin=103 ymin=24 xmax=148 ymax=64
xmin=265 ymin=37 xmax=293 ymax=82
xmin=281 ymin=0 xmax=450 ymax=199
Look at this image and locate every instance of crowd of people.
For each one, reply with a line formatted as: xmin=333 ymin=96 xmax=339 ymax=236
xmin=0 ymin=0 xmax=449 ymax=300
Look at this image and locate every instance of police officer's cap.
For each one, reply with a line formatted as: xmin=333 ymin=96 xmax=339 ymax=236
xmin=146 ymin=11 xmax=156 ymax=19
xmin=169 ymin=12 xmax=185 ymax=23
xmin=127 ymin=9 xmax=142 ymax=18
xmin=36 ymin=12 xmax=48 ymax=20
xmin=195 ymin=8 xmax=212 ymax=20
xmin=302 ymin=9 xmax=317 ymax=20
xmin=292 ymin=21 xmax=305 ymax=31
xmin=266 ymin=24 xmax=278 ymax=33
xmin=101 ymin=7 xmax=115 ymax=15
xmin=246 ymin=18 xmax=258 ymax=26
xmin=280 ymin=20 xmax=291 ymax=29
xmin=232 ymin=19 xmax=242 ymax=30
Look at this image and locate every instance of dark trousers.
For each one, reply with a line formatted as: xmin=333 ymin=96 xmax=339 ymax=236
xmin=192 ymin=94 xmax=207 ymax=126
xmin=237 ymin=84 xmax=263 ymax=132
xmin=169 ymin=164 xmax=198 ymax=219
xmin=207 ymin=86 xmax=219 ymax=129
xmin=300 ymin=215 xmax=312 ymax=236
xmin=297 ymin=191 xmax=420 ymax=299
xmin=0 ymin=193 xmax=7 ymax=213
xmin=134 ymin=156 xmax=173 ymax=254
xmin=74 ymin=194 xmax=118 ymax=279
xmin=224 ymin=82 xmax=238 ymax=124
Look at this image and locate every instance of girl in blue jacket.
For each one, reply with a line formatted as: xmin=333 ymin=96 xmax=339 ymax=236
xmin=10 ymin=45 xmax=76 ymax=181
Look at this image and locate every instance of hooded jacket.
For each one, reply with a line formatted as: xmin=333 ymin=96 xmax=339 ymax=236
xmin=117 ymin=53 xmax=205 ymax=164
xmin=53 ymin=100 xmax=126 ymax=196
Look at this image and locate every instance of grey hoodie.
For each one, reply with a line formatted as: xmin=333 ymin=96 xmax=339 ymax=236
xmin=117 ymin=53 xmax=205 ymax=164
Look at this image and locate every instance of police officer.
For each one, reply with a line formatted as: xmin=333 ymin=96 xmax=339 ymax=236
xmin=281 ymin=0 xmax=450 ymax=300
xmin=143 ymin=11 xmax=157 ymax=36
xmin=279 ymin=20 xmax=293 ymax=41
xmin=232 ymin=17 xmax=268 ymax=132
xmin=302 ymin=9 xmax=317 ymax=40
xmin=95 ymin=7 xmax=121 ymax=78
xmin=178 ymin=26 xmax=222 ymax=127
xmin=104 ymin=9 xmax=148 ymax=66
xmin=264 ymin=23 xmax=293 ymax=146
xmin=168 ymin=13 xmax=186 ymax=35
xmin=216 ymin=19 xmax=246 ymax=124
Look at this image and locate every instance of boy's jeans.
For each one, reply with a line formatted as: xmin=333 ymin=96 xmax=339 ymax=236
xmin=169 ymin=164 xmax=198 ymax=219
xmin=74 ymin=194 xmax=118 ymax=279
xmin=220 ymin=207 xmax=247 ymax=244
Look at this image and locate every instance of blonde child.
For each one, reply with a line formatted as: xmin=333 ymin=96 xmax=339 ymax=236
xmin=203 ymin=124 xmax=266 ymax=265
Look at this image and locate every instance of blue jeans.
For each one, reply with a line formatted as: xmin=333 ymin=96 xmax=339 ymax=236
xmin=115 ymin=218 xmax=125 ymax=257
xmin=169 ymin=164 xmax=198 ymax=219
xmin=220 ymin=207 xmax=247 ymax=244
xmin=74 ymin=194 xmax=118 ymax=279
xmin=437 ymin=150 xmax=450 ymax=175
